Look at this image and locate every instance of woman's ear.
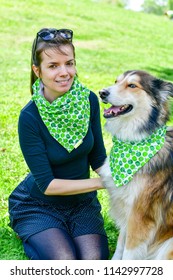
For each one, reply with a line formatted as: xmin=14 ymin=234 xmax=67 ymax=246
xmin=32 ymin=64 xmax=40 ymax=78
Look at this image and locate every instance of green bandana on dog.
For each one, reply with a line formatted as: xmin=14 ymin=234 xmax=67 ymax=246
xmin=110 ymin=126 xmax=167 ymax=187
xmin=32 ymin=77 xmax=90 ymax=152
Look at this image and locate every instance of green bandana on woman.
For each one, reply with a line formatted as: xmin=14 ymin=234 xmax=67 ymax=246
xmin=32 ymin=77 xmax=90 ymax=153
xmin=110 ymin=126 xmax=167 ymax=187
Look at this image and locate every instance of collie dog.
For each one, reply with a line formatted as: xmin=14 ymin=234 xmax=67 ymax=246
xmin=99 ymin=70 xmax=173 ymax=260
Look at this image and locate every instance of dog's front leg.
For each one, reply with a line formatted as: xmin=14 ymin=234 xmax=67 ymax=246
xmin=121 ymin=210 xmax=154 ymax=260
xmin=112 ymin=230 xmax=126 ymax=260
xmin=122 ymin=242 xmax=148 ymax=260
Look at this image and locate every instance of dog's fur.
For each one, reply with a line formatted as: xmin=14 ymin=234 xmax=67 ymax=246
xmin=99 ymin=70 xmax=173 ymax=260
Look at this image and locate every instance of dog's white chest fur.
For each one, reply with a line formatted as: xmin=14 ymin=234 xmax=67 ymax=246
xmin=100 ymin=158 xmax=146 ymax=230
xmin=100 ymin=158 xmax=152 ymax=260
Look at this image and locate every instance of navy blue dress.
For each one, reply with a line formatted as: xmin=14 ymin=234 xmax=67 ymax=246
xmin=8 ymin=91 xmax=107 ymax=241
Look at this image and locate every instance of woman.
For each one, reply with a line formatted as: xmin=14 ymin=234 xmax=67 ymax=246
xmin=8 ymin=28 xmax=109 ymax=260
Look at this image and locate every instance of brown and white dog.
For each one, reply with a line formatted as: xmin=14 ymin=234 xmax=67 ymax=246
xmin=99 ymin=70 xmax=173 ymax=260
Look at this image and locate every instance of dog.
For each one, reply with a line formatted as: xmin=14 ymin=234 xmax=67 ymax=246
xmin=99 ymin=70 xmax=173 ymax=260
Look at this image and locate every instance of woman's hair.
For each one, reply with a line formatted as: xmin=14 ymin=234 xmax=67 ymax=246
xmin=30 ymin=28 xmax=75 ymax=94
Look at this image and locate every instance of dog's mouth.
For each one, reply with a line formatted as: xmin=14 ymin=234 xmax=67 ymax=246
xmin=104 ymin=104 xmax=133 ymax=118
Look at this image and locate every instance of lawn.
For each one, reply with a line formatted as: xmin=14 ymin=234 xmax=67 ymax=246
xmin=1 ymin=0 xmax=173 ymax=259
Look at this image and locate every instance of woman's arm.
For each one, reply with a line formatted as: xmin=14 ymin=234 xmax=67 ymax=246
xmin=44 ymin=177 xmax=104 ymax=195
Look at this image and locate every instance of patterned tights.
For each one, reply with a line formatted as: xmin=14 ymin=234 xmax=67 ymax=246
xmin=23 ymin=228 xmax=109 ymax=260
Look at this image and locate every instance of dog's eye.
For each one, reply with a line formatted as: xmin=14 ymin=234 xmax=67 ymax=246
xmin=115 ymin=80 xmax=117 ymax=84
xmin=128 ymin=84 xmax=136 ymax=88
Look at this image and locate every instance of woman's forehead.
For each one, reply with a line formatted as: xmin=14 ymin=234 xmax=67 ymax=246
xmin=41 ymin=45 xmax=74 ymax=61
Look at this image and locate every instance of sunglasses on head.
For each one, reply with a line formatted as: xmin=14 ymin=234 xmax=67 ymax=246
xmin=32 ymin=28 xmax=73 ymax=63
xmin=37 ymin=28 xmax=73 ymax=41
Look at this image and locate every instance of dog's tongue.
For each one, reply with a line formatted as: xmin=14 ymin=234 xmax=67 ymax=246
xmin=104 ymin=105 xmax=122 ymax=115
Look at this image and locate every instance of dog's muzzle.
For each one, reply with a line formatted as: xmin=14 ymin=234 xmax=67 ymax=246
xmin=99 ymin=89 xmax=110 ymax=102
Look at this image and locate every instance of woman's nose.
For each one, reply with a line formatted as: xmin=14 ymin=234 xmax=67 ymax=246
xmin=58 ymin=65 xmax=68 ymax=75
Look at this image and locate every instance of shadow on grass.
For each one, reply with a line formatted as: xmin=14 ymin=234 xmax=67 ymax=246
xmin=146 ymin=66 xmax=173 ymax=82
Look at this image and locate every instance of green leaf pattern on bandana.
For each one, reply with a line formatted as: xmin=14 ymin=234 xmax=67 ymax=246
xmin=32 ymin=77 xmax=90 ymax=152
xmin=110 ymin=126 xmax=167 ymax=187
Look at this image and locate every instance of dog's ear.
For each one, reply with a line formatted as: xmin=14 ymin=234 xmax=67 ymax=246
xmin=153 ymin=78 xmax=173 ymax=100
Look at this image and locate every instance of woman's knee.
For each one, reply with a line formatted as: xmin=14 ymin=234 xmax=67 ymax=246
xmin=24 ymin=228 xmax=77 ymax=260
xmin=74 ymin=234 xmax=109 ymax=260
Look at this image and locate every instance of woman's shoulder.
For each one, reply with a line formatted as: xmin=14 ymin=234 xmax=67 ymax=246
xmin=89 ymin=90 xmax=100 ymax=113
xmin=89 ymin=90 xmax=99 ymax=106
xmin=19 ymin=100 xmax=40 ymax=123
xmin=21 ymin=100 xmax=37 ymax=113
xmin=89 ymin=90 xmax=98 ymax=100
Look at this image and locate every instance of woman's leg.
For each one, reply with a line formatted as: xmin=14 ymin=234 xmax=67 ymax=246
xmin=74 ymin=234 xmax=109 ymax=260
xmin=23 ymin=228 xmax=77 ymax=260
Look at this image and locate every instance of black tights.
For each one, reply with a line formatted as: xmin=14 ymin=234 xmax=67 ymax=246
xmin=23 ymin=228 xmax=109 ymax=260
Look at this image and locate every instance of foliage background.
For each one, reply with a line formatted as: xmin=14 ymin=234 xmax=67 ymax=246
xmin=0 ymin=0 xmax=173 ymax=259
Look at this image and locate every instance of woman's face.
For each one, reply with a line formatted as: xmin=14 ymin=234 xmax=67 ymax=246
xmin=33 ymin=45 xmax=76 ymax=102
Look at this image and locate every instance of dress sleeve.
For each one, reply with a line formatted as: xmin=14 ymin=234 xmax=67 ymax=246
xmin=88 ymin=92 xmax=107 ymax=170
xmin=18 ymin=110 xmax=55 ymax=193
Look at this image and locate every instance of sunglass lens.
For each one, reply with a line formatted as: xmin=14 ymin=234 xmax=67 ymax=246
xmin=59 ymin=30 xmax=72 ymax=40
xmin=40 ymin=31 xmax=55 ymax=40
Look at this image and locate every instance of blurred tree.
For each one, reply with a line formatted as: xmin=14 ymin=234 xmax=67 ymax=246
xmin=142 ymin=0 xmax=168 ymax=15
xmin=168 ymin=0 xmax=173 ymax=9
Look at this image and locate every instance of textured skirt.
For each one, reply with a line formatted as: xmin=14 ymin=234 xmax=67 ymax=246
xmin=8 ymin=177 xmax=107 ymax=242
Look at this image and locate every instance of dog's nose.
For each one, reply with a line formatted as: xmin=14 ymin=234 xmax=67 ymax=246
xmin=99 ymin=89 xmax=110 ymax=99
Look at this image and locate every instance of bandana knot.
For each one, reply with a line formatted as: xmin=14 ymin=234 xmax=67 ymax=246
xmin=109 ymin=126 xmax=167 ymax=187
xmin=32 ymin=77 xmax=90 ymax=152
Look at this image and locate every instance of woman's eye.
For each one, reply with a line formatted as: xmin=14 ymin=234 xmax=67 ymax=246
xmin=67 ymin=61 xmax=74 ymax=66
xmin=49 ymin=65 xmax=57 ymax=69
xmin=128 ymin=84 xmax=136 ymax=88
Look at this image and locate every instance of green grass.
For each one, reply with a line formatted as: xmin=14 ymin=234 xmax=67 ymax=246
xmin=1 ymin=0 xmax=173 ymax=259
